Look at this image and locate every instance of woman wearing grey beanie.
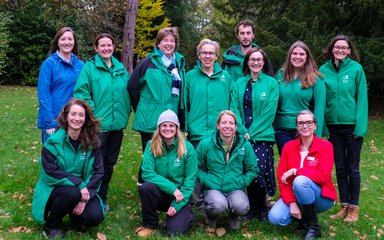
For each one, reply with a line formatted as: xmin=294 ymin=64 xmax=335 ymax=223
xmin=135 ymin=110 xmax=197 ymax=237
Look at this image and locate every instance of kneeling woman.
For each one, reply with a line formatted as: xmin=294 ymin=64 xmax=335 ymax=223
xmin=32 ymin=98 xmax=104 ymax=238
xmin=197 ymin=110 xmax=259 ymax=234
xmin=136 ymin=110 xmax=197 ymax=237
xmin=268 ymin=110 xmax=337 ymax=240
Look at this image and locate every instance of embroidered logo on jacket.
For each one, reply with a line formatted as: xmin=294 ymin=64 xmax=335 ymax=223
xmin=342 ymin=75 xmax=349 ymax=83
xmin=173 ymin=158 xmax=181 ymax=167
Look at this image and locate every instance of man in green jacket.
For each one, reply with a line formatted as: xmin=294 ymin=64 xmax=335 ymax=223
xmin=222 ymin=19 xmax=274 ymax=81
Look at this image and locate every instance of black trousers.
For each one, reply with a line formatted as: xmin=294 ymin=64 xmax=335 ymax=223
xmin=44 ymin=186 xmax=104 ymax=228
xmin=98 ymin=130 xmax=124 ymax=202
xmin=138 ymin=132 xmax=154 ymax=183
xmin=138 ymin=182 xmax=194 ymax=235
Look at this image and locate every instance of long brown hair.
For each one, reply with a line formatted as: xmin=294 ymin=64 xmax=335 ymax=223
xmin=322 ymin=34 xmax=360 ymax=61
xmin=49 ymin=27 xmax=79 ymax=55
xmin=150 ymin=126 xmax=186 ymax=159
xmin=282 ymin=41 xmax=322 ymax=88
xmin=57 ymin=98 xmax=101 ymax=152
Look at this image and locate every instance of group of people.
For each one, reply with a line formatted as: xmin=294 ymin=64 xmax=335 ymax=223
xmin=31 ymin=19 xmax=367 ymax=240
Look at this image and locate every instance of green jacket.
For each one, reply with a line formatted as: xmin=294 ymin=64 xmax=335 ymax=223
xmin=196 ymin=132 xmax=259 ymax=193
xmin=142 ymin=139 xmax=197 ymax=212
xmin=222 ymin=43 xmax=259 ymax=82
xmin=186 ymin=61 xmax=232 ymax=141
xmin=32 ymin=128 xmax=103 ymax=224
xmin=128 ymin=48 xmax=186 ymax=133
xmin=320 ymin=58 xmax=368 ymax=137
xmin=230 ymin=73 xmax=279 ymax=142
xmin=74 ymin=54 xmax=131 ymax=132
xmin=275 ymin=69 xmax=326 ymax=136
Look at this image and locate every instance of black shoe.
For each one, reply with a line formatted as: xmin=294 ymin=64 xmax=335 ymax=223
xmin=256 ymin=207 xmax=268 ymax=222
xmin=43 ymin=227 xmax=64 ymax=239
xmin=301 ymin=203 xmax=321 ymax=240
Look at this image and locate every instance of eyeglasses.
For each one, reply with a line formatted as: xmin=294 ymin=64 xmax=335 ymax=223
xmin=297 ymin=120 xmax=315 ymax=128
xmin=199 ymin=51 xmax=216 ymax=57
xmin=333 ymin=46 xmax=350 ymax=51
xmin=249 ymin=58 xmax=264 ymax=63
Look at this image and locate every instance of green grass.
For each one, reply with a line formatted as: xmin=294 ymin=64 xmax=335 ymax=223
xmin=0 ymin=85 xmax=383 ymax=239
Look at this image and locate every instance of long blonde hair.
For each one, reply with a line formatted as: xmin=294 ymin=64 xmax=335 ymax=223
xmin=282 ymin=41 xmax=322 ymax=88
xmin=150 ymin=127 xmax=186 ymax=159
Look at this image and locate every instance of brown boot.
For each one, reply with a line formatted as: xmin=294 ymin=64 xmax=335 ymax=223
xmin=344 ymin=205 xmax=359 ymax=222
xmin=330 ymin=203 xmax=349 ymax=219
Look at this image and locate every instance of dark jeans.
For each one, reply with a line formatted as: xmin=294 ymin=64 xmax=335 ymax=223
xmin=328 ymin=124 xmax=363 ymax=206
xmin=138 ymin=132 xmax=154 ymax=184
xmin=275 ymin=128 xmax=297 ymax=156
xmin=138 ymin=182 xmax=194 ymax=235
xmin=45 ymin=186 xmax=104 ymax=228
xmin=98 ymin=130 xmax=124 ymax=202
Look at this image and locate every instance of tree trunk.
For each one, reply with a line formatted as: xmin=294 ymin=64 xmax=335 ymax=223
xmin=122 ymin=0 xmax=138 ymax=74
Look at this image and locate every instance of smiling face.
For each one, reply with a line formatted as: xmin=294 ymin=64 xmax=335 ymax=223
xmin=159 ymin=122 xmax=177 ymax=141
xmin=157 ymin=34 xmax=176 ymax=58
xmin=58 ymin=31 xmax=75 ymax=55
xmin=332 ymin=40 xmax=351 ymax=62
xmin=248 ymin=51 xmax=264 ymax=75
xmin=94 ymin=37 xmax=114 ymax=61
xmin=217 ymin=114 xmax=237 ymax=139
xmin=237 ymin=25 xmax=255 ymax=48
xmin=198 ymin=44 xmax=218 ymax=70
xmin=67 ymin=104 xmax=86 ymax=132
xmin=290 ymin=47 xmax=307 ymax=69
xmin=296 ymin=113 xmax=317 ymax=138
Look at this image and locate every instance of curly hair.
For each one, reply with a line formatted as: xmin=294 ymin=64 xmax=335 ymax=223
xmin=57 ymin=98 xmax=101 ymax=152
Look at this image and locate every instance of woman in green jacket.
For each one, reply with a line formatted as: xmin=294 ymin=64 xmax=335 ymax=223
xmin=128 ymin=27 xmax=185 ymax=183
xmin=230 ymin=48 xmax=278 ymax=221
xmin=275 ymin=41 xmax=326 ymax=155
xmin=186 ymin=39 xmax=232 ymax=148
xmin=320 ymin=35 xmax=368 ymax=222
xmin=135 ymin=110 xmax=197 ymax=237
xmin=74 ymin=33 xmax=131 ymax=209
xmin=197 ymin=110 xmax=259 ymax=235
xmin=32 ymin=99 xmax=104 ymax=239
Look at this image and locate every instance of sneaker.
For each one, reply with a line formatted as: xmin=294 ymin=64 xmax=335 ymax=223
xmin=43 ymin=227 xmax=63 ymax=239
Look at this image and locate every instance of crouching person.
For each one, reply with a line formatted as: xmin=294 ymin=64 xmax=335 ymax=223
xmin=196 ymin=110 xmax=259 ymax=236
xmin=135 ymin=110 xmax=197 ymax=237
xmin=32 ymin=98 xmax=104 ymax=239
xmin=268 ymin=110 xmax=337 ymax=240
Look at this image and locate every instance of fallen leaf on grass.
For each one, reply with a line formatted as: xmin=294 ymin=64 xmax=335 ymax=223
xmin=378 ymin=229 xmax=384 ymax=234
xmin=370 ymin=175 xmax=379 ymax=181
xmin=97 ymin=232 xmax=107 ymax=240
xmin=9 ymin=226 xmax=32 ymax=233
xmin=32 ymin=158 xmax=38 ymax=163
xmin=330 ymin=232 xmax=336 ymax=237
xmin=240 ymin=227 xmax=249 ymax=234
xmin=216 ymin=227 xmax=226 ymax=237
xmin=329 ymin=225 xmax=336 ymax=231
xmin=353 ymin=230 xmax=360 ymax=235
xmin=377 ymin=233 xmax=381 ymax=238
xmin=19 ymin=194 xmax=25 ymax=200
xmin=359 ymin=234 xmax=367 ymax=239
xmin=242 ymin=232 xmax=253 ymax=238
xmin=132 ymin=175 xmax=137 ymax=181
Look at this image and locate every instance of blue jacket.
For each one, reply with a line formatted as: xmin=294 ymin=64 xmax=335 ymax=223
xmin=37 ymin=52 xmax=84 ymax=129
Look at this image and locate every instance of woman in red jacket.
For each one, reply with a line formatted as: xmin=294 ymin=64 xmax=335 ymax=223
xmin=268 ymin=110 xmax=337 ymax=240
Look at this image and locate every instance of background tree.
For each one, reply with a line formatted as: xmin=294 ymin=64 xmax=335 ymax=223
xmin=122 ymin=0 xmax=139 ymax=74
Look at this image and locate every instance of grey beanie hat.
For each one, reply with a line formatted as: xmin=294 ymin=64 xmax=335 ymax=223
xmin=157 ymin=109 xmax=180 ymax=127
